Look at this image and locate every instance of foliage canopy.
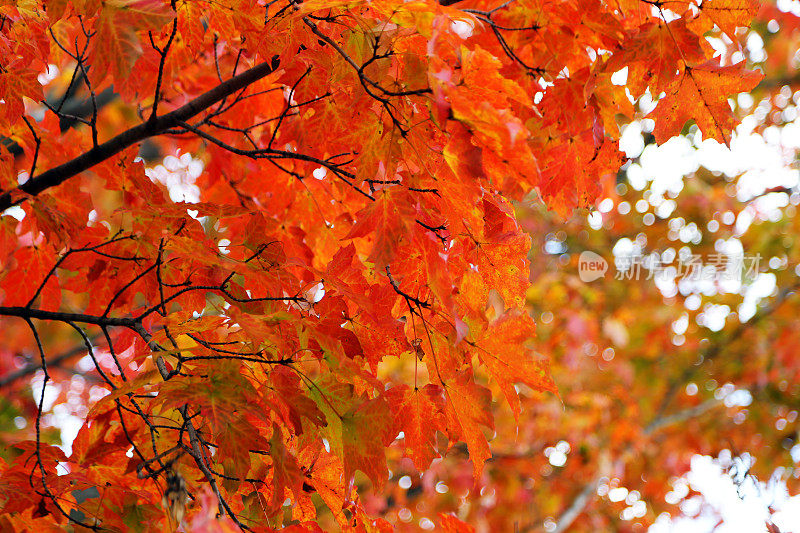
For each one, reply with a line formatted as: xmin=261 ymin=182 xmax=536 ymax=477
xmin=0 ymin=0 xmax=780 ymax=530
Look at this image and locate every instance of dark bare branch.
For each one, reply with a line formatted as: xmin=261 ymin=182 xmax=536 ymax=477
xmin=0 ymin=60 xmax=279 ymax=212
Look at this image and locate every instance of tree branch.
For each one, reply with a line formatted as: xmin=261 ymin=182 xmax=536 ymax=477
xmin=552 ymin=480 xmax=599 ymax=533
xmin=0 ymin=59 xmax=279 ymax=212
xmin=651 ymin=282 xmax=800 ymax=422
xmin=549 ymin=401 xmax=723 ymax=533
xmin=0 ymin=306 xmax=134 ymax=327
xmin=0 ymin=336 xmax=101 ymax=388
xmin=131 ymin=322 xmax=244 ymax=526
xmin=549 ymin=285 xmax=800 ymax=532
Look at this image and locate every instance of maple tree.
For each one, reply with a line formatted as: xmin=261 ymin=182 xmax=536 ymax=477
xmin=0 ymin=0 xmax=780 ymax=530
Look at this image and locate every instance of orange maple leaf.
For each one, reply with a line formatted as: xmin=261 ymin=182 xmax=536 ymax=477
xmin=651 ymin=61 xmax=764 ymax=146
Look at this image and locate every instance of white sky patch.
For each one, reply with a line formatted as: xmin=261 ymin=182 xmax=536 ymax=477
xmin=777 ymin=0 xmax=800 ymax=17
xmin=650 ymin=454 xmax=798 ymax=533
xmin=37 ymin=64 xmax=59 ymax=86
xmin=305 ymin=281 xmax=326 ymax=303
xmin=611 ymin=67 xmax=628 ymax=86
xmin=546 ymin=440 xmax=570 ymax=467
xmin=450 ymin=19 xmax=474 ymax=40
xmin=145 ymin=152 xmax=204 ymax=203
xmin=738 ymin=272 xmax=777 ymax=321
xmin=2 ymin=205 xmax=25 ymax=220
xmin=697 ymin=303 xmax=729 ymax=332
xmin=620 ymin=122 xmax=645 ymax=159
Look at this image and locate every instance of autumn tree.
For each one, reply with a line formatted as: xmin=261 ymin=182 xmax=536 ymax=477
xmin=0 ymin=0 xmax=767 ymax=530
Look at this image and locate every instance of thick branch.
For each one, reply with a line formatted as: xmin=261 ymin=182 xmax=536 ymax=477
xmin=0 ymin=307 xmax=134 ymax=327
xmin=644 ymin=398 xmax=720 ymax=435
xmin=552 ymin=481 xmax=599 ymax=533
xmin=0 ymin=60 xmax=278 ymax=212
